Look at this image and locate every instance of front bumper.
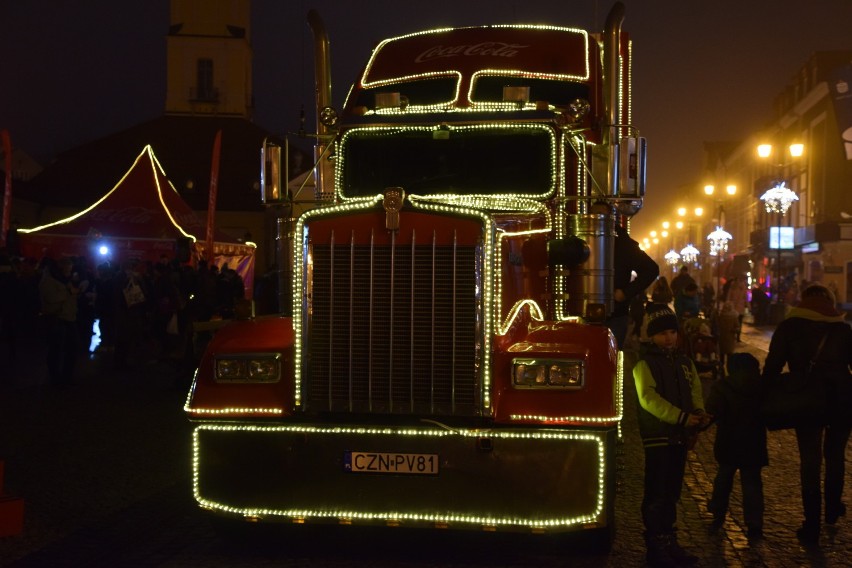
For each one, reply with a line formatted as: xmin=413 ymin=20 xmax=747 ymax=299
xmin=192 ymin=422 xmax=616 ymax=533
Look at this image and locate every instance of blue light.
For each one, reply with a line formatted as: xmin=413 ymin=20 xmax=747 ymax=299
xmin=98 ymin=245 xmax=109 ymax=256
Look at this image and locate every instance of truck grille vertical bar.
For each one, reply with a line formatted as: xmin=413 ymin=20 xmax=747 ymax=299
xmin=328 ymin=230 xmax=335 ymax=410
xmin=388 ymin=231 xmax=396 ymax=412
xmin=348 ymin=230 xmax=355 ymax=411
xmin=368 ymin=229 xmax=375 ymax=412
xmin=452 ymin=230 xmax=457 ymax=414
xmin=410 ymin=230 xmax=416 ymax=412
xmin=431 ymin=231 xmax=436 ymax=414
xmin=306 ymin=223 xmax=479 ymax=416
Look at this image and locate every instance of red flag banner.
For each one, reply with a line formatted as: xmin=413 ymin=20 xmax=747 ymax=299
xmin=205 ymin=130 xmax=222 ymax=263
xmin=1 ymin=129 xmax=11 ymax=247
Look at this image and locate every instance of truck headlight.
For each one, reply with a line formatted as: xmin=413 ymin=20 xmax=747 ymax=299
xmin=514 ymin=363 xmax=546 ymax=386
xmin=512 ymin=358 xmax=584 ymax=389
xmin=215 ymin=353 xmax=281 ymax=383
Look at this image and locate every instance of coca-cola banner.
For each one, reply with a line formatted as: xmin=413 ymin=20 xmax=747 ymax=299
xmin=364 ymin=27 xmax=589 ymax=85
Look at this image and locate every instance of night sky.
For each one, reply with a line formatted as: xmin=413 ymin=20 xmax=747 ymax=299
xmin=1 ymin=0 xmax=850 ymax=236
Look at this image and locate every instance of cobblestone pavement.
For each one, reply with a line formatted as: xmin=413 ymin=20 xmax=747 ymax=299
xmin=0 ymin=322 xmax=849 ymax=567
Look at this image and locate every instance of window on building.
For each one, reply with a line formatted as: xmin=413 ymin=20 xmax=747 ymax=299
xmin=196 ymin=58 xmax=215 ymax=101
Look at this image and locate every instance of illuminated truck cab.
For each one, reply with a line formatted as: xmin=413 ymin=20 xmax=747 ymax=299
xmin=186 ymin=2 xmax=643 ymax=542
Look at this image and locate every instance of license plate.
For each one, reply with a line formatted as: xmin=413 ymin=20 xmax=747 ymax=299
xmin=344 ymin=451 xmax=439 ymax=475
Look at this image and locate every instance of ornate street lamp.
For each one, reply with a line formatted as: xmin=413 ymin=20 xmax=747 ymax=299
xmin=760 ymin=181 xmax=798 ymax=303
xmin=707 ymin=226 xmax=732 ymax=256
xmin=664 ymin=249 xmax=681 ymax=270
xmin=703 ymin=183 xmax=736 ymax=290
xmin=704 ymin=183 xmax=736 ymax=234
xmin=680 ymin=243 xmax=699 ymax=265
xmin=677 ymin=207 xmax=703 ymax=249
xmin=756 ymin=141 xmax=804 ymax=306
xmin=707 ymin=226 xmax=732 ymax=312
xmin=760 ymin=182 xmax=799 ymax=214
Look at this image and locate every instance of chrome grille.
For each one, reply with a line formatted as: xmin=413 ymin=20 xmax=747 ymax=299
xmin=305 ymin=228 xmax=480 ymax=415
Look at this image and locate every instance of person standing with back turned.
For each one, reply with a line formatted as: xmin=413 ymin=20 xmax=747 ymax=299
xmin=705 ymin=352 xmax=767 ymax=541
xmin=590 ymin=202 xmax=659 ymax=350
xmin=670 ymin=265 xmax=695 ymax=299
xmin=762 ymin=283 xmax=852 ymax=545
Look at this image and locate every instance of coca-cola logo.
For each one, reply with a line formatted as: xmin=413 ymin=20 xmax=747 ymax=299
xmin=174 ymin=211 xmax=203 ymax=230
xmin=415 ymin=42 xmax=529 ymax=63
xmin=89 ymin=206 xmax=155 ymax=224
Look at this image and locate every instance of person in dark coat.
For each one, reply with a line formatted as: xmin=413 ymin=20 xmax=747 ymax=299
xmin=705 ymin=352 xmax=768 ymax=540
xmin=633 ymin=305 xmax=710 ymax=566
xmin=750 ymin=285 xmax=770 ymax=326
xmin=591 ymin=202 xmax=659 ymax=350
xmin=762 ymin=283 xmax=852 ymax=545
xmin=670 ymin=266 xmax=696 ymax=299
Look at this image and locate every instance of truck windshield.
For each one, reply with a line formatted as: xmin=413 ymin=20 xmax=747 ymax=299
xmin=340 ymin=125 xmax=555 ymax=198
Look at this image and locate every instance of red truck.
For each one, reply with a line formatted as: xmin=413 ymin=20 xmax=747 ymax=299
xmin=185 ymin=1 xmax=645 ymax=545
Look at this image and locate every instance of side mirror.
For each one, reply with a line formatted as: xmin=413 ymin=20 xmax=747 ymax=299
xmin=618 ymin=136 xmax=646 ymax=197
xmin=261 ymin=138 xmax=288 ymax=204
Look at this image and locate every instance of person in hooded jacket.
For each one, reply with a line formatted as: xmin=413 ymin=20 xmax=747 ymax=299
xmin=674 ymin=281 xmax=701 ymax=321
xmin=705 ymin=352 xmax=768 ymax=541
xmin=762 ymin=283 xmax=852 ymax=545
xmin=633 ymin=305 xmax=711 ymax=566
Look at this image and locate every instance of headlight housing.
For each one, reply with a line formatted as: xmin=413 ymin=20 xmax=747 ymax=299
xmin=512 ymin=358 xmax=584 ymax=389
xmin=214 ymin=353 xmax=281 ymax=383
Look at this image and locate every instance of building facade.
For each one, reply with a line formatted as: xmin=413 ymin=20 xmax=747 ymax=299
xmin=703 ymin=50 xmax=852 ymax=314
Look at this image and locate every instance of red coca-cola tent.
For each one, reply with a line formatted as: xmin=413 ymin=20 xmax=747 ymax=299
xmin=18 ymin=145 xmax=256 ymax=296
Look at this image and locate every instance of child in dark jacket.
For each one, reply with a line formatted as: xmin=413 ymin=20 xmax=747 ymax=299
xmin=633 ymin=305 xmax=711 ymax=566
xmin=705 ymin=352 xmax=768 ymax=541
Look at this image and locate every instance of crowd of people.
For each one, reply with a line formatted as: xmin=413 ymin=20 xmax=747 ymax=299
xmin=3 ymin=237 xmax=850 ymax=566
xmin=627 ymin=269 xmax=851 ymax=566
xmin=0 ymin=251 xmax=250 ymax=388
xmin=626 ymin=266 xmax=751 ymax=361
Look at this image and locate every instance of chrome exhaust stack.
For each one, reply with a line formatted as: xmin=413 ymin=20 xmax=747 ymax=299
xmin=569 ymin=2 xmax=625 ymax=323
xmin=308 ymin=10 xmax=335 ymax=200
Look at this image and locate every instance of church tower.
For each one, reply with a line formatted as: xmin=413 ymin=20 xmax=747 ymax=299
xmin=164 ymin=0 xmax=253 ymax=118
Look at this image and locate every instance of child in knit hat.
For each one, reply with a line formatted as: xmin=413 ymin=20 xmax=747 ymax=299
xmin=705 ymin=352 xmax=767 ymax=541
xmin=633 ymin=305 xmax=711 ymax=566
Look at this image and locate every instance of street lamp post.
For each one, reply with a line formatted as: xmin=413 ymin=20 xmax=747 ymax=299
xmin=703 ymin=183 xmax=737 ymax=228
xmin=760 ymin=182 xmax=798 ymax=305
xmin=707 ymin=226 xmax=733 ymax=312
xmin=756 ymin=141 xmax=804 ymax=312
xmin=703 ymin=183 xmax=736 ymax=303
xmin=677 ymin=207 xmax=704 ymax=246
